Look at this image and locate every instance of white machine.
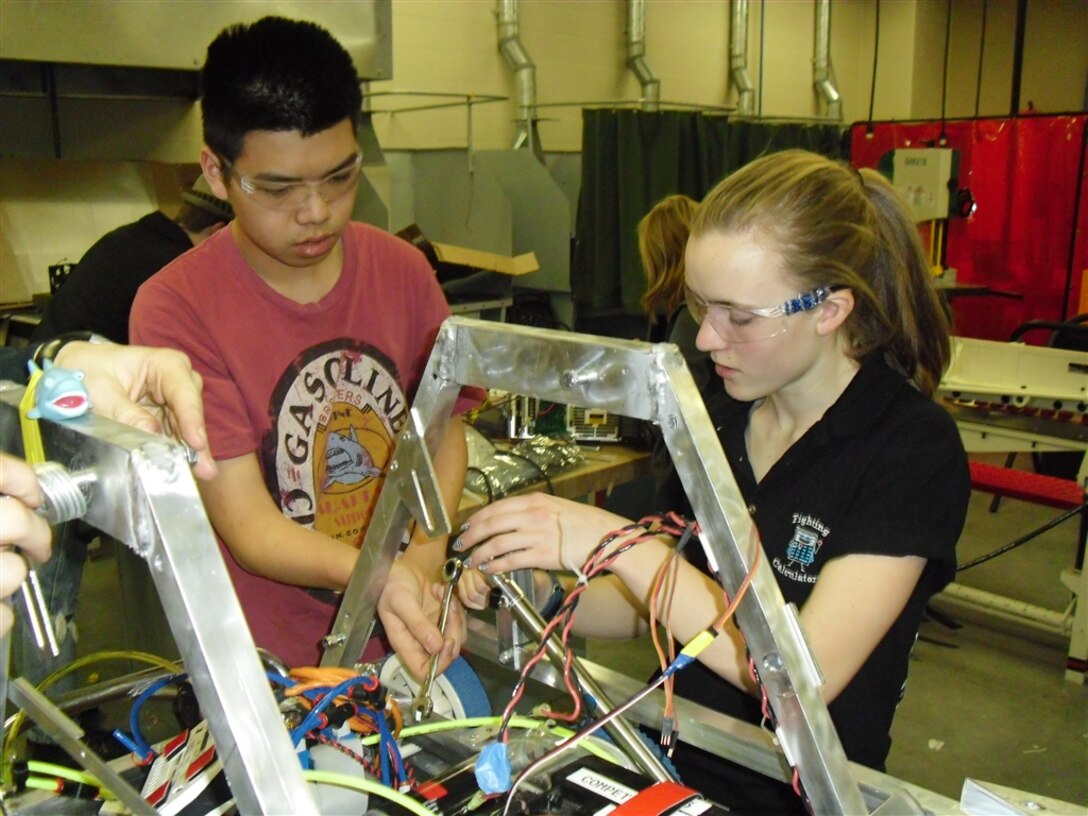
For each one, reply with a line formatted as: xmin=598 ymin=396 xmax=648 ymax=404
xmin=938 ymin=335 xmax=1088 ymax=683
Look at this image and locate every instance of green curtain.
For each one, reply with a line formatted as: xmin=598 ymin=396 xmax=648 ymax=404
xmin=572 ymin=110 xmax=845 ymax=316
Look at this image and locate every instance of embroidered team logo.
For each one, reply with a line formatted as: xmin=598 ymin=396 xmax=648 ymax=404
xmin=261 ymin=339 xmax=407 ymax=551
xmin=786 ymin=526 xmax=821 ymax=566
xmin=772 ymin=513 xmax=829 ymax=585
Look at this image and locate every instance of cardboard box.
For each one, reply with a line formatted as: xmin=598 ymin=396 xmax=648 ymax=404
xmin=429 ymin=241 xmax=538 ymax=277
xmin=396 ymin=224 xmax=539 ymax=302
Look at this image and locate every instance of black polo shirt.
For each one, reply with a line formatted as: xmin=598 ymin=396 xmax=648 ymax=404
xmin=33 ymin=211 xmax=192 ymax=345
xmin=659 ymin=356 xmax=969 ymax=812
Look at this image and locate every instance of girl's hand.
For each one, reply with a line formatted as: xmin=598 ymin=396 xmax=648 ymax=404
xmin=451 ymin=493 xmax=631 ymax=577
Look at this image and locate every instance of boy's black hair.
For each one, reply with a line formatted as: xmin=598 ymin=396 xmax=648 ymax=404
xmin=201 ymin=16 xmax=363 ymax=162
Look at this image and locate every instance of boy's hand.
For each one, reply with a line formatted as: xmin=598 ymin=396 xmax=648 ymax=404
xmin=378 ymin=559 xmax=465 ymax=681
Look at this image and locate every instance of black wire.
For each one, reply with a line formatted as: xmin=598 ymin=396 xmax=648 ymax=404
xmin=957 ymin=503 xmax=1086 ymax=571
xmin=466 ymin=465 xmax=495 ymax=505
xmin=674 ymin=522 xmax=697 ymax=557
xmin=503 ymin=451 xmax=555 ymax=495
xmin=974 ymin=0 xmax=989 ymax=117
xmin=939 ymin=0 xmax=952 ymax=143
xmin=867 ymin=0 xmax=881 ymax=131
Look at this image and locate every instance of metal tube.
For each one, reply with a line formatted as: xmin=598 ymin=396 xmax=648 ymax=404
xmin=496 ymin=0 xmax=540 ymax=157
xmin=486 ymin=571 xmax=674 ymax=783
xmin=625 ymin=0 xmax=660 ymax=112
xmin=938 ymin=583 xmax=1069 ymax=633
xmin=813 ymin=0 xmax=842 ymax=120
xmin=730 ymin=0 xmax=755 ymax=115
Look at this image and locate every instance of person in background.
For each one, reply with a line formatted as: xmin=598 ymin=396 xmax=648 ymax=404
xmin=130 ymin=17 xmax=477 ymax=676
xmin=639 ymin=193 xmax=714 ymax=394
xmin=454 ymin=150 xmax=970 ymax=813
xmin=0 ymin=337 xmax=215 ymax=636
xmin=32 ymin=177 xmax=233 ymax=345
xmin=637 ymin=193 xmax=717 ymax=499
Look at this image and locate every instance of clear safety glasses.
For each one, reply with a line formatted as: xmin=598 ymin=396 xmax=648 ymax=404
xmin=685 ymin=285 xmax=835 ymax=344
xmin=220 ymin=154 xmax=363 ymax=211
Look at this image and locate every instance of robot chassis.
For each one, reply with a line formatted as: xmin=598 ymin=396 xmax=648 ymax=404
xmin=1 ymin=317 xmax=958 ymax=815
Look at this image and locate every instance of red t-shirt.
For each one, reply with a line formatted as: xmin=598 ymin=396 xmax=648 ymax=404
xmin=131 ymin=222 xmax=468 ymax=667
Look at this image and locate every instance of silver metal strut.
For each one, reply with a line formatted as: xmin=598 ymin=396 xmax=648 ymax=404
xmin=0 ymin=387 xmax=318 ymax=814
xmin=324 ymin=317 xmax=867 ymax=814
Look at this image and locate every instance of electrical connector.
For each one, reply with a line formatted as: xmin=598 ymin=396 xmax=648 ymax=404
xmin=111 ymin=728 xmax=154 ymax=766
xmin=659 ymin=715 xmax=677 ymax=758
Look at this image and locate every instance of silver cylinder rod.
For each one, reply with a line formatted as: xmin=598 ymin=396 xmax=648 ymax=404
xmin=486 ymin=571 xmax=674 ymax=783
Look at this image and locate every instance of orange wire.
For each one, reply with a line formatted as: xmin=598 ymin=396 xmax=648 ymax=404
xmin=649 ymin=546 xmax=681 ymax=718
xmin=712 ymin=525 xmax=762 ymax=631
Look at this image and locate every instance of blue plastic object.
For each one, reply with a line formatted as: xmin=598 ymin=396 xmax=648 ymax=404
xmin=442 ymin=655 xmax=491 ymax=718
xmin=27 ymin=360 xmax=91 ymax=421
xmin=475 ymin=741 xmax=512 ymax=794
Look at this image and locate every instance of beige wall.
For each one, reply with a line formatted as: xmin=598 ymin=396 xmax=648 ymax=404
xmin=369 ymin=0 xmax=1084 ymax=152
xmin=2 ymin=0 xmax=1085 ymax=298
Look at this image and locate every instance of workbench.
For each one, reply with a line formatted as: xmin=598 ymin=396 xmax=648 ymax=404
xmin=456 ymin=442 xmax=652 ymax=525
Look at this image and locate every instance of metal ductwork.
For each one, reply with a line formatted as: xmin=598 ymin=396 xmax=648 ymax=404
xmin=496 ymin=0 xmax=542 ymax=159
xmin=814 ymin=0 xmax=842 ymax=120
xmin=625 ymin=0 xmax=660 ymax=112
xmin=729 ymin=0 xmax=755 ymax=116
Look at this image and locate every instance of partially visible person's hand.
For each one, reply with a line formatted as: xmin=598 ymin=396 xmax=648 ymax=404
xmin=452 ymin=493 xmax=629 ymax=577
xmin=0 ymin=454 xmax=52 ymax=636
xmin=378 ymin=558 xmax=465 ymax=681
xmin=456 ymin=567 xmax=491 ymax=611
xmin=54 ymin=342 xmax=216 ymax=479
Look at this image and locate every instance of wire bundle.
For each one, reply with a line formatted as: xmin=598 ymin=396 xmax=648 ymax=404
xmin=494 ymin=512 xmax=763 ymax=814
xmin=647 ymin=513 xmax=699 ymax=754
xmin=495 ymin=513 xmax=687 ymax=747
xmin=268 ymin=666 xmax=410 ymax=789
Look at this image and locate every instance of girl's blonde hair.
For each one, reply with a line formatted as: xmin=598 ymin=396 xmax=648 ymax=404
xmin=639 ymin=194 xmax=699 ymax=324
xmin=691 ymin=150 xmax=951 ymax=396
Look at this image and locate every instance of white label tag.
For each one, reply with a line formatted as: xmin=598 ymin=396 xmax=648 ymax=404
xmin=565 ymin=767 xmax=639 ymax=804
xmin=677 ymin=799 xmax=713 ymax=814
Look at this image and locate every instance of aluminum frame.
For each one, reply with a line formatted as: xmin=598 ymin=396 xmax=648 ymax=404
xmin=323 ymin=317 xmax=868 ymax=814
xmin=0 ymin=386 xmax=318 ymax=814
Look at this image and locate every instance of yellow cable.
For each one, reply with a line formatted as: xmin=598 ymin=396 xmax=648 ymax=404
xmin=2 ymin=650 xmax=181 ymax=786
xmin=26 ymin=760 xmax=101 ymax=788
xmin=356 ymin=715 xmax=625 ymax=765
xmin=18 ymin=367 xmax=45 ymax=465
xmin=303 ymin=769 xmax=435 ymax=816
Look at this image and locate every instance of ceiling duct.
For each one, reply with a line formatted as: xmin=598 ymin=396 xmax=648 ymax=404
xmin=730 ymin=0 xmax=755 ymax=116
xmin=496 ymin=0 xmax=542 ymax=159
xmin=626 ymin=0 xmax=660 ymax=112
xmin=814 ymin=0 xmax=842 ymax=120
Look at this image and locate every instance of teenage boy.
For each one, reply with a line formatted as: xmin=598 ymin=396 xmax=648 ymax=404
xmin=131 ymin=17 xmax=472 ymax=675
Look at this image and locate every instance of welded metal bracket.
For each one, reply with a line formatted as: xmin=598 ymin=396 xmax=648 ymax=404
xmin=325 ymin=317 xmax=868 ymax=814
xmin=0 ymin=386 xmax=318 ymax=815
xmin=319 ymin=406 xmax=454 ymax=667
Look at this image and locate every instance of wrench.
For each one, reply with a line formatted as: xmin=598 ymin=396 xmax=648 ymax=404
xmin=411 ymin=557 xmax=463 ymax=722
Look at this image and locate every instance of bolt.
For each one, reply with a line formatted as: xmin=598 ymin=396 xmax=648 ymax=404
xmin=762 ymin=653 xmax=785 ymax=675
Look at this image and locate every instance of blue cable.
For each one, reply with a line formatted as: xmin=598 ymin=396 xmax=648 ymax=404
xmin=288 ymin=675 xmax=367 ymax=748
xmin=378 ymin=711 xmax=407 ymax=785
xmin=115 ymin=672 xmax=188 ymax=761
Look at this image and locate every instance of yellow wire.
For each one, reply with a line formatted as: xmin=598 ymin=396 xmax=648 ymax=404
xmin=356 ymin=715 xmax=625 ymax=765
xmin=303 ymin=769 xmax=435 ymax=816
xmin=27 ymin=760 xmax=101 ymax=787
xmin=2 ymin=650 xmax=182 ymax=787
xmin=18 ymin=368 xmax=45 ymax=465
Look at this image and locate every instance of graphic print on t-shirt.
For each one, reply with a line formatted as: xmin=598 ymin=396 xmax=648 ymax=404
xmin=774 ymin=512 xmax=829 ymax=585
xmin=261 ymin=339 xmax=407 ymax=551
